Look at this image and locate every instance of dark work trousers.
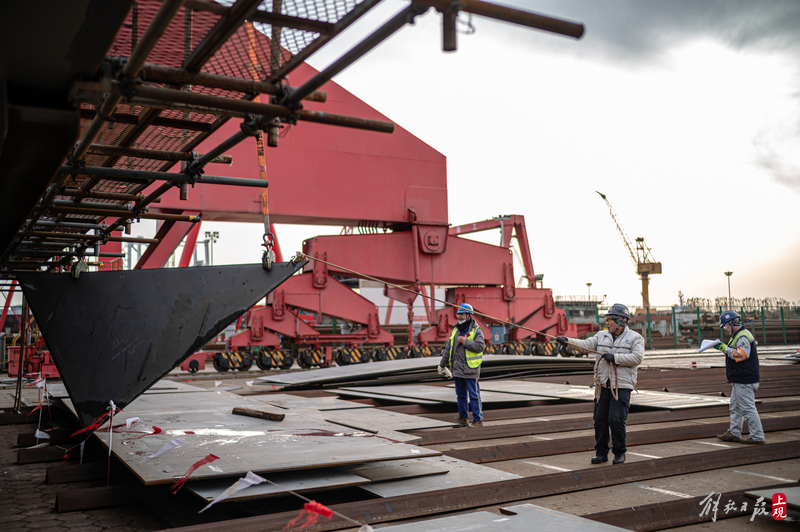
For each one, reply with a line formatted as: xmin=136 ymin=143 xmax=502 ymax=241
xmin=593 ymin=384 xmax=632 ymax=457
xmin=454 ymin=377 xmax=482 ymax=421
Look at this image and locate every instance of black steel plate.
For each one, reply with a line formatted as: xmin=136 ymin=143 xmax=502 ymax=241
xmin=18 ymin=261 xmax=304 ymax=425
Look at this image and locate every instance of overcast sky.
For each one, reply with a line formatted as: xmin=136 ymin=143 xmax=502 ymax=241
xmin=286 ymin=0 xmax=800 ymax=308
xmin=24 ymin=0 xmax=795 ymax=313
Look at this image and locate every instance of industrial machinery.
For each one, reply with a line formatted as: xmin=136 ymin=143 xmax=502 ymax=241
xmin=597 ymin=192 xmax=662 ymax=310
xmin=6 ymin=321 xmax=59 ymax=379
xmin=132 ymin=65 xmax=597 ymax=371
xmin=0 ymin=0 xmax=587 ymax=418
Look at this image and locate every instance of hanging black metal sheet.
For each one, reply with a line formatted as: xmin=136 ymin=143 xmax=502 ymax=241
xmin=17 ymin=261 xmax=305 ymax=425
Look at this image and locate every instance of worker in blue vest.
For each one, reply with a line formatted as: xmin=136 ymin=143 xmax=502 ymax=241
xmin=715 ymin=311 xmax=765 ymax=444
xmin=438 ymin=303 xmax=485 ymax=427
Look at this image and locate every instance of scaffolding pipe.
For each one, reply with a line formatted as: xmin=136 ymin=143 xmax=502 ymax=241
xmin=23 ymin=232 xmax=158 ymax=245
xmin=414 ymin=0 xmax=584 ymax=38
xmin=71 ymin=0 xmax=187 ymax=163
xmin=60 ymin=165 xmax=268 ymax=188
xmin=78 ymin=108 xmax=212 ymax=132
xmin=140 ymin=64 xmax=327 ymax=102
xmin=34 ymin=221 xmax=107 ymax=231
xmin=58 ymin=189 xmax=161 ymax=203
xmin=45 ymin=206 xmax=200 ymax=223
xmin=86 ymin=145 xmax=233 ymax=164
xmin=126 ymin=84 xmax=393 ymax=132
xmin=285 ymin=4 xmax=429 ymax=105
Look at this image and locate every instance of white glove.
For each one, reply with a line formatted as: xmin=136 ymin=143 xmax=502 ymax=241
xmin=443 ymin=367 xmax=452 ymax=379
xmin=437 ymin=366 xmax=445 ymax=376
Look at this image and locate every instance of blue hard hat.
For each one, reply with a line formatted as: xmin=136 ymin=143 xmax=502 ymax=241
xmin=719 ymin=311 xmax=740 ymax=328
xmin=457 ymin=303 xmax=474 ymax=315
xmin=605 ymin=303 xmax=630 ymax=320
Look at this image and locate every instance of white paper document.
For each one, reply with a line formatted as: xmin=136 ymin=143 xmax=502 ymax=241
xmin=697 ymin=339 xmax=721 ymax=353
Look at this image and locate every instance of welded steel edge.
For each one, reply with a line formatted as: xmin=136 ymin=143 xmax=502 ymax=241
xmin=87 ymin=144 xmax=232 ymax=164
xmin=60 ymin=164 xmax=268 ymax=188
xmin=162 ymin=442 xmax=800 ymax=532
xmin=584 ymin=483 xmax=799 ymax=531
xmin=412 ymin=398 xmax=800 ymax=445
xmin=444 ymin=415 xmax=800 ymax=463
xmin=286 ymin=3 xmax=429 ymax=105
xmin=415 ymin=0 xmax=584 ymax=38
xmin=140 ymin=64 xmax=327 ymax=102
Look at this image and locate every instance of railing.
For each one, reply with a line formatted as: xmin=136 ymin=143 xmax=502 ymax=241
xmin=560 ymin=304 xmax=800 ymax=349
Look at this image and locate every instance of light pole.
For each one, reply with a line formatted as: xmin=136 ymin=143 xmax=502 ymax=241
xmin=205 ymin=231 xmax=219 ymax=265
xmin=586 ymin=282 xmax=592 ymax=299
xmin=724 ymin=271 xmax=733 ymax=309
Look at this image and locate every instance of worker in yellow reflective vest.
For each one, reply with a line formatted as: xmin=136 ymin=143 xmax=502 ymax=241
xmin=438 ymin=303 xmax=486 ymax=427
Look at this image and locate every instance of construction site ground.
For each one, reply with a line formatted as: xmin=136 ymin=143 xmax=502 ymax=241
xmin=2 ymin=347 xmax=799 ymax=532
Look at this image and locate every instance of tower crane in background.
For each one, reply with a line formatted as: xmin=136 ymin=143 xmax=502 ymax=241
xmin=596 ymin=191 xmax=662 ymax=310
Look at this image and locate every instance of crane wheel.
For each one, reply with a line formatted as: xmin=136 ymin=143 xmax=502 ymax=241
xmin=256 ymin=350 xmax=272 ymax=370
xmin=278 ymin=350 xmax=294 ymax=369
xmin=212 ymin=355 xmax=228 ymax=372
xmin=535 ymin=342 xmax=561 ymax=357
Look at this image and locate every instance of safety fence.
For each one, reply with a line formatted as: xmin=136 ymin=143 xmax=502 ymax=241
xmin=561 ymin=305 xmax=800 ymax=350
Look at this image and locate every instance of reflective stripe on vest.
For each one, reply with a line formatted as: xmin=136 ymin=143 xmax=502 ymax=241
xmin=449 ymin=325 xmax=483 ymax=369
xmin=730 ymin=328 xmax=755 ymax=345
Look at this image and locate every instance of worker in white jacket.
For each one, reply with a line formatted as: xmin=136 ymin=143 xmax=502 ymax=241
xmin=557 ymin=303 xmax=644 ymax=465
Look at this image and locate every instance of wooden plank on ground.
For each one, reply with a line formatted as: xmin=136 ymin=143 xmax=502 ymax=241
xmin=18 ymin=445 xmax=72 ymax=464
xmin=47 ymin=462 xmax=106 ymax=484
xmin=231 ymin=406 xmax=285 ymax=422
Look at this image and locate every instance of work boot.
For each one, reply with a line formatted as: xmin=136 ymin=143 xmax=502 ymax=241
xmin=612 ymin=454 xmax=626 ymax=464
xmin=471 ymin=419 xmax=483 ymax=427
xmin=590 ymin=454 xmax=608 ymax=464
xmin=716 ymin=431 xmax=740 ymax=442
xmin=739 ymin=436 xmax=765 ymax=445
xmin=454 ymin=416 xmax=469 ymax=428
